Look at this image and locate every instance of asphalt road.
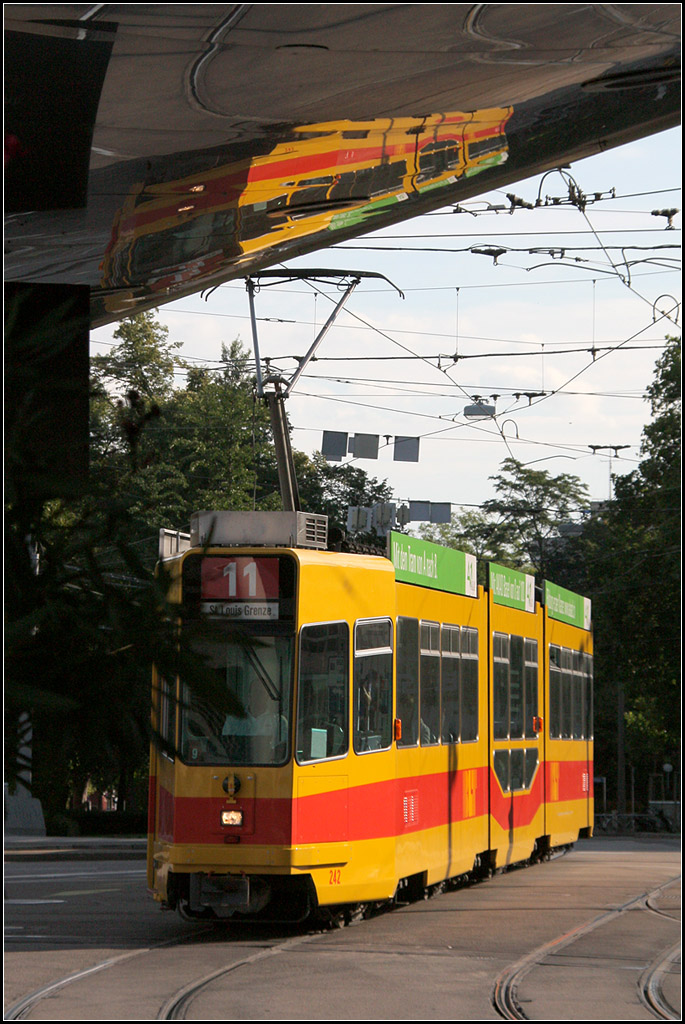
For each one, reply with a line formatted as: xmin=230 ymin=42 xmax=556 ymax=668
xmin=4 ymin=836 xmax=681 ymax=1020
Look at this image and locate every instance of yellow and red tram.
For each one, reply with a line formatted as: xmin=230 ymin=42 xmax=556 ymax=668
xmin=147 ymin=512 xmax=593 ymax=921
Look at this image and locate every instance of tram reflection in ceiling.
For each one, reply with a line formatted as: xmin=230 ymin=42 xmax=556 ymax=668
xmin=3 ymin=4 xmax=681 ymax=328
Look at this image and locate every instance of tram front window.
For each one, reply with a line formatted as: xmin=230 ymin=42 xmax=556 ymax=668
xmin=180 ymin=632 xmax=293 ymax=766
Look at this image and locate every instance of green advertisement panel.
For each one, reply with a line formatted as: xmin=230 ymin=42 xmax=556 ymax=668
xmin=489 ymin=563 xmax=535 ymax=612
xmin=388 ymin=532 xmax=477 ymax=597
xmin=544 ymin=580 xmax=592 ymax=630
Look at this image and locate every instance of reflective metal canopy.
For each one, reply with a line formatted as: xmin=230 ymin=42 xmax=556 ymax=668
xmin=4 ymin=4 xmax=681 ymax=326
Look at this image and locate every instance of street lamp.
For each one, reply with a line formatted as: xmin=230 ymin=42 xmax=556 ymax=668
xmin=463 ymin=396 xmax=496 ymax=419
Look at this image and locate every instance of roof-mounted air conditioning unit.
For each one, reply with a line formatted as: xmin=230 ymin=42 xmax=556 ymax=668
xmin=189 ymin=511 xmax=328 ymax=550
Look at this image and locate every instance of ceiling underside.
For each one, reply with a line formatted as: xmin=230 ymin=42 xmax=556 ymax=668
xmin=4 ymin=4 xmax=681 ymax=326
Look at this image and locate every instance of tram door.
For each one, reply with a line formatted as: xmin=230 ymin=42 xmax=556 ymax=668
xmin=543 ymin=588 xmax=594 ymax=846
xmin=488 ymin=566 xmax=545 ymax=867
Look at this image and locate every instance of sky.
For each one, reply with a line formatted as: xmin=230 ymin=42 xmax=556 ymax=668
xmin=91 ymin=126 xmax=681 ymax=525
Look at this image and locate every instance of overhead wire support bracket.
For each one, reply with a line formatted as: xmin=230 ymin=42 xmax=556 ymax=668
xmin=283 ymin=278 xmax=359 ymax=398
xmin=244 ymin=269 xmax=404 ymax=512
xmin=246 ymin=269 xmax=404 ymax=399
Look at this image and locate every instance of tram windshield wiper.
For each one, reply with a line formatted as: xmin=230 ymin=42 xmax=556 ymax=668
xmin=234 ymin=631 xmax=281 ymax=701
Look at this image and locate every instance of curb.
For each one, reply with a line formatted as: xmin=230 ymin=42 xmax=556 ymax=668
xmin=4 ymin=838 xmax=147 ymax=862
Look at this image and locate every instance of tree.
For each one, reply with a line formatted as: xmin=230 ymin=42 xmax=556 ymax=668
xmin=482 ymin=458 xmax=590 ymax=578
xmin=6 ymin=318 xmax=260 ymax=825
xmin=548 ymin=336 xmax=680 ymax=809
xmin=92 ymin=310 xmax=181 ymax=402
xmin=5 ymin=493 xmax=189 ymax=824
xmin=88 ymin=332 xmax=281 ymax=565
xmin=6 ymin=312 xmax=397 ymax=828
xmin=599 ymin=339 xmax=679 ymax=789
xmin=124 ymin=344 xmax=278 ymax=539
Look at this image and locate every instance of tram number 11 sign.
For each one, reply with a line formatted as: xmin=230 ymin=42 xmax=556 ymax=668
xmin=200 ymin=557 xmax=280 ymax=620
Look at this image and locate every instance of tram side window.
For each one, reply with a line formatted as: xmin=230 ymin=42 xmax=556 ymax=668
xmin=353 ymin=619 xmax=393 ymax=754
xmin=549 ymin=645 xmax=562 ymax=738
xmin=494 ymin=747 xmax=540 ymax=793
xmin=494 ymin=749 xmax=509 ymax=792
xmin=420 ymin=622 xmax=440 ymax=746
xmin=561 ymin=648 xmax=573 ymax=738
xmin=549 ymin=645 xmax=594 ymax=740
xmin=296 ymin=622 xmax=349 ymax=763
xmin=461 ymin=627 xmax=479 ymax=741
xmin=509 ymin=634 xmax=524 ymax=738
xmin=524 ymin=639 xmax=539 ymax=739
xmin=510 ymin=747 xmax=525 ymax=790
xmin=584 ymin=653 xmax=594 ymax=739
xmin=396 ymin=617 xmax=419 ymax=747
xmin=441 ymin=625 xmax=460 ymax=744
xmin=158 ymin=675 xmax=177 ymax=759
xmin=572 ymin=650 xmax=585 ymax=739
xmin=493 ymin=633 xmax=510 ymax=739
xmin=494 ymin=633 xmax=537 ymax=740
xmin=524 ymin=747 xmax=539 ymax=789
xmin=441 ymin=625 xmax=479 ymax=744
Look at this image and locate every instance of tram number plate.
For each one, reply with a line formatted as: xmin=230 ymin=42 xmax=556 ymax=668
xmin=329 ymin=869 xmax=342 ymax=885
xmin=201 ymin=557 xmax=279 ymax=601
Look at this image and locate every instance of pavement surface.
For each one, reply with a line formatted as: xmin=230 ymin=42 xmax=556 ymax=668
xmin=5 ymin=834 xmax=681 ymax=1021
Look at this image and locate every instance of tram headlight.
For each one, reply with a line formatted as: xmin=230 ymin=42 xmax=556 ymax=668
xmin=221 ymin=808 xmax=243 ymax=827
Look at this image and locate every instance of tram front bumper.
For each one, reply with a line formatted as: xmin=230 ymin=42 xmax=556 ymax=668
xmin=152 ymin=841 xmax=350 ymax=871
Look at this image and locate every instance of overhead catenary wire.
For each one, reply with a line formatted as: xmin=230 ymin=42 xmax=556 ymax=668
xmin=519 ymin=308 xmax=678 ymax=414
xmin=94 ymin=299 xmax=667 ymax=464
xmin=92 ymin=278 xmax=675 ymax=411
xmin=290 ymin=388 xmax=642 ymax=463
xmin=276 ymin=267 xmax=476 ymax=405
xmin=91 ymin=308 xmax=675 ymax=349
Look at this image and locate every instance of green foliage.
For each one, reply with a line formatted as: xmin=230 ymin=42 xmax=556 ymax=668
xmin=91 ymin=310 xmax=181 ymax=401
xmin=6 ymin=312 xmax=394 ymax=817
xmin=6 ymin=499 xmax=247 ymax=819
xmin=482 ymin=458 xmax=590 ymax=578
xmin=418 ymin=463 xmax=591 ymax=584
xmin=548 ymin=336 xmax=681 ymax=805
xmin=6 ymin=508 xmax=171 ymax=817
xmin=298 ymin=452 xmax=393 ymax=529
xmin=88 ymin=329 xmax=282 ymax=566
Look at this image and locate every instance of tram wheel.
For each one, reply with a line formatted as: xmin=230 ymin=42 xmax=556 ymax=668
xmin=177 ymin=900 xmax=213 ymax=922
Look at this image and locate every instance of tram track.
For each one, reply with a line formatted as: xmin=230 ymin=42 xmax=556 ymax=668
xmin=3 ymin=873 xmax=483 ymax=1020
xmin=157 ymin=854 xmax=564 ymax=1019
xmin=639 ymin=939 xmax=681 ymax=1021
xmin=5 ymin=859 xmax=679 ymax=1021
xmin=492 ymin=878 xmax=681 ymax=1021
xmin=5 ymin=950 xmax=146 ymax=1020
xmin=157 ymin=932 xmax=321 ymax=1020
xmin=639 ymin=882 xmax=681 ymax=1021
xmin=6 ymin=928 xmax=326 ymax=1021
xmin=3 ymin=931 xmax=215 ymax=1021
